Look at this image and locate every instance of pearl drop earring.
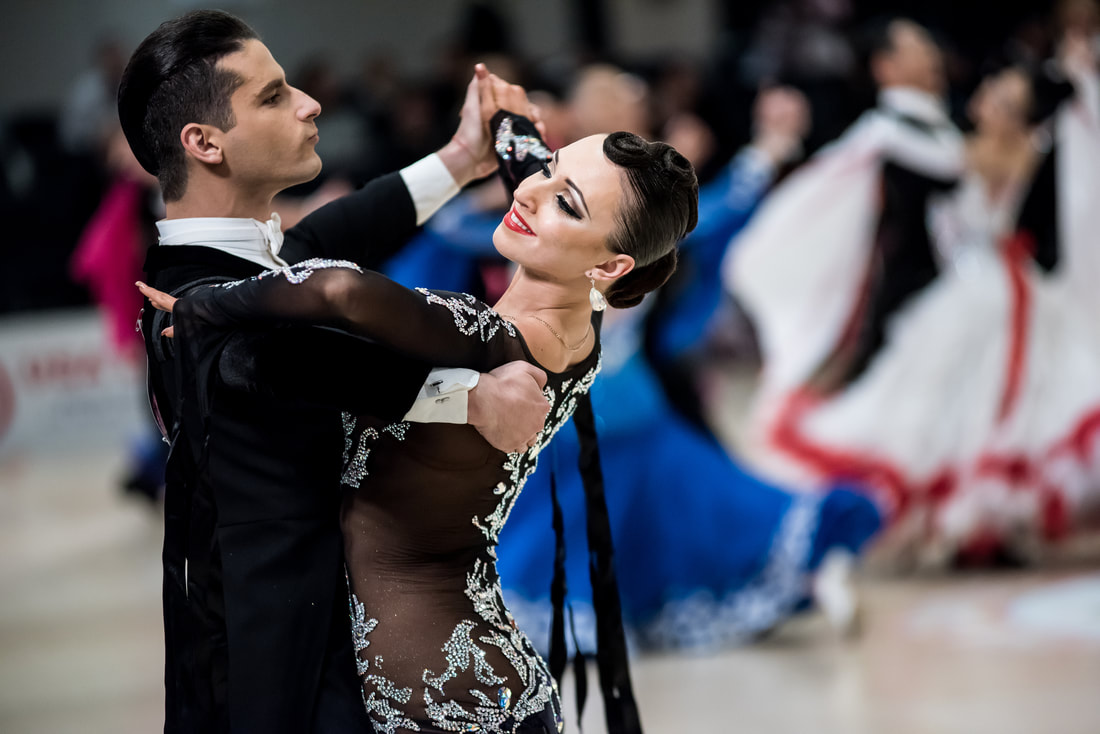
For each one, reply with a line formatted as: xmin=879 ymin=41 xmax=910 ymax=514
xmin=589 ymin=278 xmax=607 ymax=312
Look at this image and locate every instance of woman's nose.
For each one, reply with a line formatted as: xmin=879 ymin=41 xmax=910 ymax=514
xmin=513 ymin=177 xmax=540 ymax=211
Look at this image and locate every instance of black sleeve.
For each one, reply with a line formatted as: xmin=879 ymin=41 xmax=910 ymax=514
xmin=216 ymin=327 xmax=431 ymax=422
xmin=174 ymin=261 xmax=525 ymax=378
xmin=278 ymin=172 xmax=419 ymax=269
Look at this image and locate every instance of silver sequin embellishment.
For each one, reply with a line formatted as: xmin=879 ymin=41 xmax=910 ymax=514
xmin=341 ymin=416 xmax=377 ymax=490
xmin=494 ymin=116 xmax=551 ymax=163
xmin=416 ymin=289 xmax=516 ymax=343
xmin=218 ymin=258 xmax=363 ymax=290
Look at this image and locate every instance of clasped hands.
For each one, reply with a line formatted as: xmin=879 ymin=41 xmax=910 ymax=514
xmin=439 ymin=62 xmax=547 ymax=186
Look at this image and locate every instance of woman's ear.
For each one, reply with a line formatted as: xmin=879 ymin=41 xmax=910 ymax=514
xmin=588 ymin=253 xmax=635 ymax=284
xmin=180 ymin=123 xmax=224 ymax=165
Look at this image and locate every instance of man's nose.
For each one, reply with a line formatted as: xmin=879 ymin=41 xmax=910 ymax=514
xmin=295 ymin=88 xmax=322 ymax=120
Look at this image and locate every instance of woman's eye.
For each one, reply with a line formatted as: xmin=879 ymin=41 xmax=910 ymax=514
xmin=540 ymin=161 xmax=552 ymax=178
xmin=557 ymin=195 xmax=581 ymax=220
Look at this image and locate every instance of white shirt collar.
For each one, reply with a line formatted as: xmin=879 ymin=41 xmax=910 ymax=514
xmin=878 ymin=87 xmax=950 ymax=125
xmin=155 ymin=214 xmax=289 ymax=270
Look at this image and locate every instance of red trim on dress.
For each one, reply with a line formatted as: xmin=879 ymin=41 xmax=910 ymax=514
xmin=768 ymin=235 xmax=1098 ymax=546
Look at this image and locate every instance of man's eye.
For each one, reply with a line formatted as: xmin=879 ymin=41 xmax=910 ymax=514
xmin=540 ymin=161 xmax=551 ymax=178
xmin=265 ymin=93 xmax=281 ymax=105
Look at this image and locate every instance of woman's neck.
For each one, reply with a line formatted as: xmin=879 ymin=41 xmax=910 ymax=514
xmin=967 ymin=130 xmax=1037 ymax=197
xmin=493 ymin=268 xmax=596 ymax=372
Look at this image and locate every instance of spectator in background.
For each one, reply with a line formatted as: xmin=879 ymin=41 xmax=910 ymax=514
xmin=739 ymin=0 xmax=860 ymax=149
xmin=59 ymin=37 xmax=127 ymax=157
xmin=70 ymin=124 xmax=166 ymax=501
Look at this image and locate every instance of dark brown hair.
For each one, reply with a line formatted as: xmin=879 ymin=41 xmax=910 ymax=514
xmin=602 ymin=131 xmax=698 ymax=309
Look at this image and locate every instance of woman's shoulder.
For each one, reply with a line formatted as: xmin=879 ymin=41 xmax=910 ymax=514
xmin=512 ymin=311 xmax=604 ymax=381
xmin=414 ymin=288 xmax=518 ymax=344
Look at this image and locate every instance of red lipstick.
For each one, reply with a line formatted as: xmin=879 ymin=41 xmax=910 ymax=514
xmin=503 ymin=206 xmax=535 ymax=236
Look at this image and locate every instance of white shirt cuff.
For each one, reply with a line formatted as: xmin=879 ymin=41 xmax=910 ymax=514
xmin=402 ymin=367 xmax=480 ymax=424
xmin=400 ymin=153 xmax=461 ymax=226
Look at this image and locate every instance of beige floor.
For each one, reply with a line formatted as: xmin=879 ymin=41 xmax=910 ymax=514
xmin=2 ymin=445 xmax=1099 ymax=734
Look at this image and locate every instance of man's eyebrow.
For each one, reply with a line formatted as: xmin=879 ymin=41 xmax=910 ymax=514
xmin=554 ymin=150 xmax=590 ymax=218
xmin=255 ymin=78 xmax=284 ymax=100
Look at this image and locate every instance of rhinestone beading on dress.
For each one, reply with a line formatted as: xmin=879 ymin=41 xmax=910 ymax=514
xmin=344 ymin=291 xmax=587 ymax=733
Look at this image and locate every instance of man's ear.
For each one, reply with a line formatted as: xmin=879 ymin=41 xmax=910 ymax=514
xmin=180 ymin=123 xmax=224 ymax=165
xmin=588 ymin=253 xmax=635 ymax=284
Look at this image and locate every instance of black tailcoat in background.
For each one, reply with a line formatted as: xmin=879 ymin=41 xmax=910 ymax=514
xmin=142 ymin=172 xmax=433 ymax=734
xmin=820 ymin=113 xmax=960 ymax=389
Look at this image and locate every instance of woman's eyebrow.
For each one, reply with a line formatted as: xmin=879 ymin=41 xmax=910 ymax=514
xmin=554 ymin=150 xmax=590 ymax=218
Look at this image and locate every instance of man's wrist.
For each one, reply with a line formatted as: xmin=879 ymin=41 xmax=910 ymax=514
xmin=400 ymin=154 xmax=461 ymax=226
xmin=437 ymin=138 xmax=480 ymax=189
xmin=466 ymin=372 xmax=490 ymax=427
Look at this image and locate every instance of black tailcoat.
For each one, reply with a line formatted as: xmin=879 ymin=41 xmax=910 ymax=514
xmin=142 ymin=172 xmax=432 ymax=733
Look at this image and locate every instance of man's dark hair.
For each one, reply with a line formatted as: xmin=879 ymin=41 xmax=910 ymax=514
xmin=118 ymin=10 xmax=259 ymax=201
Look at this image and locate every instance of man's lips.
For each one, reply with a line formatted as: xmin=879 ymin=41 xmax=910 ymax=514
xmin=503 ymin=206 xmax=535 ymax=236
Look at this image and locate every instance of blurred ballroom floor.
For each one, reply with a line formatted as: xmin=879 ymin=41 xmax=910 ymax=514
xmin=3 ymin=438 xmax=1100 ymax=733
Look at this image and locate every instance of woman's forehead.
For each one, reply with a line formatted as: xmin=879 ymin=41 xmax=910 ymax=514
xmin=557 ymin=134 xmax=626 ymax=217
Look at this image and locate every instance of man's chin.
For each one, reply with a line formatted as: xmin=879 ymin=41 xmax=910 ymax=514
xmin=282 ymin=159 xmax=324 ymax=191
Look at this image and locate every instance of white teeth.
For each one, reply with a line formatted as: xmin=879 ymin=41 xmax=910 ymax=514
xmin=510 ymin=211 xmax=532 ymax=234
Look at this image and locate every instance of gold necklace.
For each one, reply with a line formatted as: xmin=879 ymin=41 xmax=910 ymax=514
xmin=501 ymin=313 xmax=592 ymax=351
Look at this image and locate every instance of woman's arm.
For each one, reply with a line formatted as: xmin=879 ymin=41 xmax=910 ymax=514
xmin=146 ymin=260 xmax=521 ymax=373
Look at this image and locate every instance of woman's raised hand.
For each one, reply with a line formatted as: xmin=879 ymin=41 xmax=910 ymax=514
xmin=481 ymin=70 xmax=547 ymax=139
xmin=442 ymin=64 xmax=547 ymax=183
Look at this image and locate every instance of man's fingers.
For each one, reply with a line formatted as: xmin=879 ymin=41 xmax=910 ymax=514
xmin=518 ymin=361 xmax=549 ymax=391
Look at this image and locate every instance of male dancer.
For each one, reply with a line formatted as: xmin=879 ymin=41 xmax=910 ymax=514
xmin=119 ymin=10 xmax=547 ymax=733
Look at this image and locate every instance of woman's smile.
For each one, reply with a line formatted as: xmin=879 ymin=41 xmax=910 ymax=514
xmin=503 ymin=205 xmax=536 ymax=236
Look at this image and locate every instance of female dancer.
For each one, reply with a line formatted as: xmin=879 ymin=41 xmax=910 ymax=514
xmin=140 ymin=100 xmax=698 ymax=733
xmin=389 ymin=87 xmax=882 ymax=648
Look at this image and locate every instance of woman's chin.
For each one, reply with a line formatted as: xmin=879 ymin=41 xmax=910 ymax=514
xmin=492 ymin=226 xmax=516 ymax=261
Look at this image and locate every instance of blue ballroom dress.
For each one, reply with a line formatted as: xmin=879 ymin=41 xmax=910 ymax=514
xmin=495 ymin=306 xmax=882 ymax=652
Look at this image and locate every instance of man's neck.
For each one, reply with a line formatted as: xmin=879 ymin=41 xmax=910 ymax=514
xmin=165 ymin=181 xmax=275 ymax=221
